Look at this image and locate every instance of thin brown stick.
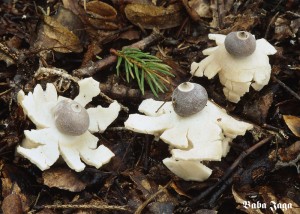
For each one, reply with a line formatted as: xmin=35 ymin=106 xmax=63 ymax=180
xmin=187 ymin=136 xmax=273 ymax=206
xmin=0 ymin=88 xmax=13 ymax=97
xmin=0 ymin=72 xmax=14 ymax=79
xmin=176 ymin=17 xmax=189 ymax=38
xmin=33 ymin=204 xmax=130 ymax=212
xmin=217 ymin=0 xmax=225 ymax=29
xmin=99 ymin=91 xmax=129 ymax=113
xmin=73 ymin=55 xmax=117 ymax=77
xmin=134 ymin=180 xmax=172 ymax=214
xmin=180 ymin=0 xmax=202 ymax=21
xmin=272 ymin=75 xmax=300 ymax=101
xmin=224 ymin=0 xmax=235 ymax=12
xmin=73 ymin=30 xmax=163 ymax=77
xmin=207 ymin=168 xmax=243 ymax=207
xmin=155 ymin=101 xmax=168 ymax=113
xmin=264 ymin=12 xmax=279 ymax=39
xmin=34 ymin=67 xmax=129 ymax=112
xmin=0 ymin=42 xmax=19 ymax=62
xmin=286 ymin=11 xmax=300 ymax=18
xmin=181 ymin=0 xmax=218 ymax=30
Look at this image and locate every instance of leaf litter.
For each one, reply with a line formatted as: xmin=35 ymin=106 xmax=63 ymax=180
xmin=0 ymin=0 xmax=299 ymax=213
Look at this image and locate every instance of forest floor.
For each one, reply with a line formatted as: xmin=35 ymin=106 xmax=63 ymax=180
xmin=0 ymin=0 xmax=299 ymax=213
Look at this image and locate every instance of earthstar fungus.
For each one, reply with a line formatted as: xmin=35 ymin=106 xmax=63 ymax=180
xmin=125 ymin=83 xmax=253 ymax=181
xmin=17 ymin=77 xmax=121 ymax=172
xmin=191 ymin=31 xmax=277 ymax=103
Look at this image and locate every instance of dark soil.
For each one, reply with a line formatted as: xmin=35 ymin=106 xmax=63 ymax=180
xmin=0 ymin=0 xmax=299 ymax=213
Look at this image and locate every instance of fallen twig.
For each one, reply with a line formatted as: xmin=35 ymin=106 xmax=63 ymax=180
xmin=286 ymin=11 xmax=300 ymax=18
xmin=175 ymin=17 xmax=189 ymax=38
xmin=0 ymin=88 xmax=13 ymax=97
xmin=32 ymin=204 xmax=130 ymax=212
xmin=264 ymin=12 xmax=279 ymax=39
xmin=99 ymin=91 xmax=129 ymax=113
xmin=217 ymin=0 xmax=225 ymax=29
xmin=207 ymin=168 xmax=243 ymax=207
xmin=211 ymin=0 xmax=220 ymax=30
xmin=100 ymin=81 xmax=148 ymax=100
xmin=34 ymin=67 xmax=79 ymax=82
xmin=272 ymin=75 xmax=300 ymax=101
xmin=262 ymin=123 xmax=289 ymax=139
xmin=73 ymin=29 xmax=163 ymax=77
xmin=134 ymin=181 xmax=172 ymax=214
xmin=0 ymin=42 xmax=20 ymax=63
xmin=34 ymin=66 xmax=130 ymax=112
xmin=181 ymin=0 xmax=218 ymax=30
xmin=224 ymin=0 xmax=235 ymax=12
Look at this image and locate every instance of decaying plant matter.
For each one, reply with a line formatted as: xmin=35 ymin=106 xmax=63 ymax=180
xmin=0 ymin=0 xmax=299 ymax=213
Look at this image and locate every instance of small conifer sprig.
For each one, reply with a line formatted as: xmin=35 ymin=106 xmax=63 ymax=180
xmin=111 ymin=48 xmax=174 ymax=97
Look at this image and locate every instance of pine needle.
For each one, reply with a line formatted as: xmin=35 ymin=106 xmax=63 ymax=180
xmin=112 ymin=47 xmax=174 ymax=97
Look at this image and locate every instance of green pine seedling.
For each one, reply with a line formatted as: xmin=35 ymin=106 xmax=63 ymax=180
xmin=113 ymin=48 xmax=174 ymax=97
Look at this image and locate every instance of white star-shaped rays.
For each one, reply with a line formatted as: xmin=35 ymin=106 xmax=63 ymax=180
xmin=191 ymin=34 xmax=277 ymax=103
xmin=125 ymin=99 xmax=253 ymax=181
xmin=17 ymin=78 xmax=121 ymax=172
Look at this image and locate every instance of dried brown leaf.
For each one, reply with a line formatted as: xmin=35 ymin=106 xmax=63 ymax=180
xmin=84 ymin=1 xmax=118 ymax=30
xmin=278 ymin=197 xmax=300 ymax=214
xmin=129 ymin=171 xmax=154 ymax=198
xmin=63 ymin=0 xmax=87 ymax=19
xmin=44 ymin=15 xmax=82 ymax=52
xmin=0 ymin=52 xmax=15 ymax=66
xmin=124 ymin=3 xmax=184 ymax=29
xmin=269 ymin=141 xmax=300 ymax=161
xmin=258 ymin=186 xmax=277 ymax=205
xmin=170 ymin=181 xmax=191 ymax=198
xmin=243 ymin=90 xmax=274 ymax=124
xmin=86 ymin=1 xmax=117 ymax=21
xmin=33 ymin=12 xmax=83 ymax=53
xmin=233 ymin=182 xmax=300 ymax=214
xmin=147 ymin=202 xmax=175 ymax=213
xmin=0 ymin=42 xmax=18 ymax=66
xmin=63 ymin=0 xmax=118 ymax=30
xmin=269 ymin=141 xmax=300 ymax=171
xmin=218 ymin=10 xmax=260 ymax=34
xmin=290 ymin=18 xmax=300 ymax=35
xmin=182 ymin=0 xmax=211 ymax=22
xmin=53 ymin=6 xmax=86 ymax=42
xmin=42 ymin=167 xmax=87 ymax=192
xmin=278 ymin=100 xmax=300 ymax=116
xmin=1 ymin=179 xmax=30 ymax=212
xmin=278 ymin=141 xmax=300 ymax=162
xmin=118 ymin=30 xmax=141 ymax=41
xmin=274 ymin=17 xmax=294 ymax=40
xmin=283 ymin=115 xmax=300 ymax=137
xmin=285 ymin=141 xmax=300 ymax=158
xmin=1 ymin=165 xmax=32 ymax=213
xmin=232 ymin=186 xmax=264 ymax=214
xmin=81 ymin=42 xmax=102 ymax=66
xmin=1 ymin=193 xmax=23 ymax=214
xmin=188 ymin=0 xmax=211 ymax=18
